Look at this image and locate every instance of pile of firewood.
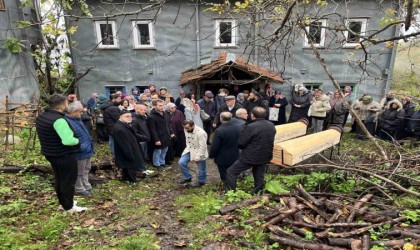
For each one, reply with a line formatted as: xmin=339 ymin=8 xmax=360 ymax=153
xmin=219 ymin=185 xmax=419 ymax=249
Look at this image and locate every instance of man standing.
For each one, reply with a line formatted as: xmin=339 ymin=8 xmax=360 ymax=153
xmin=132 ymin=104 xmax=152 ymax=165
xmin=231 ymin=108 xmax=248 ymax=128
xmin=209 ymin=112 xmax=241 ymax=188
xmin=114 ymin=109 xmax=146 ymax=182
xmin=197 ymin=91 xmax=216 ymax=145
xmin=65 ymin=101 xmax=95 ymax=196
xmin=36 ymin=94 xmax=87 ymax=212
xmin=243 ymin=90 xmax=268 ymax=121
xmin=226 ymin=107 xmax=276 ymax=194
xmin=101 ymin=93 xmax=121 ymax=155
xmin=178 ymin=120 xmax=208 ymax=187
xmin=148 ymin=99 xmax=175 ymax=169
xmin=213 ymin=95 xmax=243 ymax=127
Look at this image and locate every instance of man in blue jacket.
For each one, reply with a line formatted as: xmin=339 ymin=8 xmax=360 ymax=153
xmin=65 ymin=101 xmax=95 ymax=196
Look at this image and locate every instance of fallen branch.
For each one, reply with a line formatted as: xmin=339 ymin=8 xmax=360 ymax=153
xmin=328 ymin=217 xmax=406 ymax=238
xmin=262 ymin=207 xmax=299 ymax=228
xmin=219 ymin=196 xmax=269 ymax=215
xmin=291 ymin=163 xmax=420 ymax=197
xmin=270 ymin=235 xmax=345 ymax=250
xmin=296 ymin=184 xmax=322 ymax=207
xmin=347 ymin=194 xmax=374 ymax=223
xmin=267 ymin=225 xmax=302 ymax=240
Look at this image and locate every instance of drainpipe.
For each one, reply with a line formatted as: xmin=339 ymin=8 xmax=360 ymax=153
xmin=195 ymin=2 xmax=201 ymax=68
xmin=254 ymin=13 xmax=260 ymax=64
xmin=384 ymin=1 xmax=400 ymax=95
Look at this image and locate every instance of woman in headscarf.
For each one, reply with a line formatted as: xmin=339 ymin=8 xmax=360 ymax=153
xmin=181 ymin=96 xmax=203 ymax=129
xmin=236 ymin=92 xmax=245 ymax=105
xmin=353 ymin=95 xmax=381 ymax=139
xmin=377 ymin=100 xmax=405 ymax=141
xmin=94 ymin=94 xmax=109 ymax=144
xmin=395 ymin=97 xmax=416 ymax=139
xmin=288 ymin=86 xmax=311 ymax=123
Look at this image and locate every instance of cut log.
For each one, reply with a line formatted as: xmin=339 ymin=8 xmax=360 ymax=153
xmin=328 ymin=209 xmax=344 ymax=224
xmin=329 ymin=217 xmax=406 ymax=238
xmin=361 ymin=234 xmax=370 ymax=250
xmin=329 ymin=238 xmax=406 ymax=248
xmin=219 ymin=196 xmax=269 ymax=215
xmin=262 ymin=207 xmax=299 ymax=228
xmin=267 ymin=225 xmax=302 ymax=240
xmin=347 ymin=194 xmax=374 ymax=223
xmin=363 ymin=210 xmax=399 ymax=223
xmin=272 ymin=127 xmax=342 ymax=166
xmin=288 ymin=197 xmax=303 ymax=222
xmin=269 ymin=235 xmax=345 ymax=250
xmin=0 ymin=166 xmax=24 ymax=173
xmin=296 ymin=196 xmax=331 ymax=221
xmin=296 ymin=184 xmax=322 ymax=207
xmin=387 ymin=230 xmax=420 ymax=240
xmin=350 ymin=239 xmax=362 ymax=250
xmin=28 ymin=164 xmax=53 ymax=174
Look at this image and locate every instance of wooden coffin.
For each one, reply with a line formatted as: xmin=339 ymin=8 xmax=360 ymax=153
xmin=271 ymin=127 xmax=342 ymax=166
xmin=274 ymin=119 xmax=308 ymax=144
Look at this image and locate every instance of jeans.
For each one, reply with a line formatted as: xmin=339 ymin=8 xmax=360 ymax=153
xmin=226 ymin=159 xmax=266 ymax=194
xmin=312 ymin=117 xmax=325 ymax=133
xmin=75 ymin=158 xmax=92 ymax=193
xmin=178 ymin=152 xmax=207 ymax=184
xmin=153 ymin=147 xmax=168 ymax=166
xmin=109 ymin=135 xmax=115 ymax=156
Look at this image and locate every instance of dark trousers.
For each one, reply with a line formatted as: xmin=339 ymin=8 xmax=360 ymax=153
xmin=203 ymin=119 xmax=213 ymax=143
xmin=47 ymin=155 xmax=78 ymax=210
xmin=217 ymin=164 xmax=231 ymax=182
xmin=121 ymin=168 xmax=137 ymax=182
xmin=226 ymin=159 xmax=266 ymax=194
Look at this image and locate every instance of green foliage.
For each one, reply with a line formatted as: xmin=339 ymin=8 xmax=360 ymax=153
xmin=175 ymin=192 xmax=223 ymax=224
xmin=0 ymin=199 xmax=28 ymax=216
xmin=402 ymin=209 xmax=420 ymax=222
xmin=370 ymin=245 xmax=386 ymax=250
xmin=117 ymin=233 xmax=160 ymax=250
xmin=3 ymin=37 xmax=25 ymax=53
xmin=265 ymin=180 xmax=289 ymax=194
xmin=369 ymin=224 xmax=391 ymax=241
xmin=394 ymin=195 xmax=420 ymax=209
xmin=225 ymin=190 xmax=252 ymax=203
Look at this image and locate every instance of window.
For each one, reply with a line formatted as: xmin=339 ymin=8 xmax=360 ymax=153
xmin=304 ymin=20 xmax=326 ymax=47
xmin=304 ymin=83 xmax=322 ymax=91
xmin=0 ymin=0 xmax=5 ymax=11
xmin=95 ymin=21 xmax=119 ymax=49
xmin=105 ymin=86 xmax=125 ymax=97
xmin=343 ymin=19 xmax=367 ymax=47
xmin=132 ymin=21 xmax=155 ymax=49
xmin=215 ymin=19 xmax=237 ymax=47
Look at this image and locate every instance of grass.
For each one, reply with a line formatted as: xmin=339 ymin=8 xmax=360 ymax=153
xmin=0 ymin=130 xmax=419 ymax=249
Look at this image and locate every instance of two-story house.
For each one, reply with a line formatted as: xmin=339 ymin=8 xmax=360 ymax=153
xmin=66 ymin=0 xmax=398 ymax=103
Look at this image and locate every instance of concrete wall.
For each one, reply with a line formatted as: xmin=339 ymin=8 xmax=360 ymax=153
xmin=0 ymin=0 xmax=40 ymax=108
xmin=68 ymin=0 xmax=397 ymax=103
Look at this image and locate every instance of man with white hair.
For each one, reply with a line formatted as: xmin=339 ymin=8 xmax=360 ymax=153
xmin=65 ymin=101 xmax=95 ymax=196
xmin=231 ymin=108 xmax=247 ymax=128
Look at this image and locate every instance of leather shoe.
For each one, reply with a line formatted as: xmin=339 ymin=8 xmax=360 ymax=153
xmin=191 ymin=182 xmax=205 ymax=188
xmin=179 ymin=178 xmax=192 ymax=184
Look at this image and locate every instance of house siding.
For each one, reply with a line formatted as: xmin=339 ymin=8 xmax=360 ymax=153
xmin=0 ymin=0 xmax=40 ymax=108
xmin=67 ymin=0 xmax=397 ymax=103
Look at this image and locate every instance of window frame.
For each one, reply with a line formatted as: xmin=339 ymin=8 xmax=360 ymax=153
xmin=214 ymin=19 xmax=237 ymax=47
xmin=94 ymin=20 xmax=119 ymax=49
xmin=132 ymin=20 xmax=155 ymax=49
xmin=343 ymin=18 xmax=367 ymax=48
xmin=303 ymin=83 xmax=323 ymax=91
xmin=0 ymin=0 xmax=5 ymax=11
xmin=105 ymin=85 xmax=126 ymax=97
xmin=303 ymin=19 xmax=327 ymax=48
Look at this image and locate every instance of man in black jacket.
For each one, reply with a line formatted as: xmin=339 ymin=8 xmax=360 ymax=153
xmin=36 ymin=94 xmax=87 ymax=212
xmin=132 ymin=104 xmax=151 ymax=159
xmin=226 ymin=107 xmax=276 ymax=194
xmin=197 ymin=91 xmax=216 ymax=145
xmin=101 ymin=93 xmax=121 ymax=155
xmin=148 ymin=99 xmax=175 ymax=169
xmin=209 ymin=112 xmax=242 ymax=189
xmin=114 ymin=109 xmax=146 ymax=182
xmin=243 ymin=90 xmax=268 ymax=121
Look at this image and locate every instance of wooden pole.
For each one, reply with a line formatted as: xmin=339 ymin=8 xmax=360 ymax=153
xmin=5 ymin=95 xmax=9 ymax=151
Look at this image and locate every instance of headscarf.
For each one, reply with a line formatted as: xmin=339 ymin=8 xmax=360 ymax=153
xmin=181 ymin=98 xmax=198 ymax=114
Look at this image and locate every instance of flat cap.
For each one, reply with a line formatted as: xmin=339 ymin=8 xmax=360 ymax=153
xmin=225 ymin=95 xmax=235 ymax=101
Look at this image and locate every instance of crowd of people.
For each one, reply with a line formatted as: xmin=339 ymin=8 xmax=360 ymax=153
xmin=35 ymin=84 xmax=419 ymax=212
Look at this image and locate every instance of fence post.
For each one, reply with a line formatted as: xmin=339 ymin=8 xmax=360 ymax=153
xmin=4 ymin=95 xmax=9 ymax=150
